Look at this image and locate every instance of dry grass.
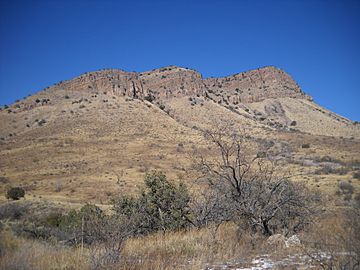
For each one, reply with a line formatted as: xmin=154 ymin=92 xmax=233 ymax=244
xmin=300 ymin=209 xmax=360 ymax=269
xmin=0 ymin=230 xmax=88 ymax=270
xmin=0 ymin=223 xmax=264 ymax=270
xmin=120 ymin=223 xmax=261 ymax=269
xmin=1 ymin=209 xmax=358 ymax=270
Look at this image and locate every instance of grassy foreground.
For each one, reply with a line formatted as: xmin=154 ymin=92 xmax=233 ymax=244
xmin=0 ymin=223 xmax=261 ymax=270
xmin=2 ymin=213 xmax=358 ymax=270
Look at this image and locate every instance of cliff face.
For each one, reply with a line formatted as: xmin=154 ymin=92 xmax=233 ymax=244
xmin=56 ymin=66 xmax=205 ymax=100
xmin=203 ymin=66 xmax=309 ymax=103
xmin=53 ymin=65 xmax=308 ymax=103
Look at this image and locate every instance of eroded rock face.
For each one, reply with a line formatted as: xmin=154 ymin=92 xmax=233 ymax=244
xmin=52 ymin=65 xmax=309 ymax=103
xmin=204 ymin=66 xmax=310 ymax=104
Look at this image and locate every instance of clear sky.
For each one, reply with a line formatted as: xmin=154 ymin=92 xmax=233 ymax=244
xmin=0 ymin=0 xmax=359 ymax=120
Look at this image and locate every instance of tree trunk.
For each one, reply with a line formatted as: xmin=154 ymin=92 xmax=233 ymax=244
xmin=262 ymin=220 xmax=272 ymax=236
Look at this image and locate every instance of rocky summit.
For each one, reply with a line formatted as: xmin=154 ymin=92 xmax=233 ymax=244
xmin=52 ymin=65 xmax=307 ymax=102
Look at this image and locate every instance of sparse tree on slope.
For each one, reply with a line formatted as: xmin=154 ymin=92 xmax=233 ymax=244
xmin=196 ymin=126 xmax=317 ymax=236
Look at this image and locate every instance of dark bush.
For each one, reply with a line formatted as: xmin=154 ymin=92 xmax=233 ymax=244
xmin=144 ymin=94 xmax=154 ymax=103
xmin=290 ymin=120 xmax=297 ymax=126
xmin=301 ymin=143 xmax=310 ymax=148
xmin=257 ymin=151 xmax=267 ymax=158
xmin=353 ymin=171 xmax=360 ymax=180
xmin=6 ymin=187 xmax=25 ymax=200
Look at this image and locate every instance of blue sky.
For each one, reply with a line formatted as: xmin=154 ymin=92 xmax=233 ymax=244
xmin=0 ymin=0 xmax=359 ymax=120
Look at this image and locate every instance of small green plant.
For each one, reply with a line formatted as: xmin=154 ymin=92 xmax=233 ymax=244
xmin=6 ymin=187 xmax=25 ymax=200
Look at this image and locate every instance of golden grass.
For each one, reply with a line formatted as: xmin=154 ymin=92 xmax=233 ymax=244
xmin=0 ymin=231 xmax=88 ymax=270
xmin=120 ymin=223 xmax=258 ymax=269
xmin=1 ymin=209 xmax=358 ymax=270
xmin=0 ymin=223 xmax=264 ymax=270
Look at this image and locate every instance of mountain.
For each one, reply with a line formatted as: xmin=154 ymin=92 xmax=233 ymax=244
xmin=0 ymin=66 xmax=359 ymax=205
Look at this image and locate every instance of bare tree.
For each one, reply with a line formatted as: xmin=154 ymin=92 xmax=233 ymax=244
xmin=195 ymin=126 xmax=317 ymax=236
xmin=88 ymin=214 xmax=135 ymax=269
xmin=189 ymin=187 xmax=232 ymax=229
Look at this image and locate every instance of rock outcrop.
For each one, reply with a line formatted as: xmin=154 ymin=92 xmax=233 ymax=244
xmin=52 ymin=65 xmax=309 ymax=103
xmin=266 ymin=234 xmax=302 ymax=250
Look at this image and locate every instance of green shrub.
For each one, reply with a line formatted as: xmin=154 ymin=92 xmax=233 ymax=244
xmin=6 ymin=187 xmax=25 ymax=200
xmin=45 ymin=212 xmax=63 ymax=227
xmin=113 ymin=171 xmax=191 ymax=234
xmin=59 ymin=204 xmax=103 ymax=230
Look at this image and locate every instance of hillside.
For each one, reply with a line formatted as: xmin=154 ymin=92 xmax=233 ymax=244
xmin=0 ymin=65 xmax=359 ymax=206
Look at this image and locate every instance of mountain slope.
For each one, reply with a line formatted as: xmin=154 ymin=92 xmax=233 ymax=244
xmin=0 ymin=65 xmax=359 ymax=205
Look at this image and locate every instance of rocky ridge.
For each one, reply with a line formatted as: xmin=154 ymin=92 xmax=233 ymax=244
xmin=52 ymin=65 xmax=309 ymax=104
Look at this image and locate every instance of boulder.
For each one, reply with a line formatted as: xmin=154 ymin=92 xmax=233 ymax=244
xmin=285 ymin=235 xmax=301 ymax=248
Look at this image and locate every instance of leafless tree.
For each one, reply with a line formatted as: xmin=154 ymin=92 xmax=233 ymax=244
xmin=195 ymin=126 xmax=317 ymax=236
xmin=189 ymin=188 xmax=232 ymax=229
xmin=88 ymin=214 xmax=135 ymax=269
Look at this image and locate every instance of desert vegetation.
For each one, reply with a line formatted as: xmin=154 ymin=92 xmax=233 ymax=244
xmin=1 ymin=127 xmax=359 ymax=269
xmin=6 ymin=187 xmax=25 ymax=200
